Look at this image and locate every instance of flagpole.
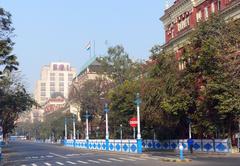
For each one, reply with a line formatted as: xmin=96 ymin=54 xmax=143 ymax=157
xmin=90 ymin=41 xmax=92 ymax=58
xmin=93 ymin=40 xmax=96 ymax=57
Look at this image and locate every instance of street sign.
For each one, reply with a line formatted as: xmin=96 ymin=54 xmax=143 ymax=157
xmin=129 ymin=117 xmax=138 ymax=128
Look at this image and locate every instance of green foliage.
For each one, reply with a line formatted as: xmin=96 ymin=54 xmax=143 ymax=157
xmin=108 ymin=80 xmax=140 ymax=138
xmin=0 ymin=76 xmax=35 ymax=137
xmin=0 ymin=7 xmax=18 ymax=76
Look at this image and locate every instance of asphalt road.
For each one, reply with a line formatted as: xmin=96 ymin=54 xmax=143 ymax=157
xmin=1 ymin=141 xmax=240 ymax=166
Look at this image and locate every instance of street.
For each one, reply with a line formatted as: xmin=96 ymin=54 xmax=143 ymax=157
xmin=1 ymin=141 xmax=240 ymax=166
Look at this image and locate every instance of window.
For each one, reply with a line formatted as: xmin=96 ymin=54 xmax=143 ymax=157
xmin=41 ymin=91 xmax=46 ymax=96
xmin=59 ymin=73 xmax=64 ymax=77
xmin=59 ymin=77 xmax=64 ymax=81
xmin=53 ymin=64 xmax=57 ymax=70
xmin=59 ymin=82 xmax=64 ymax=86
xmin=196 ymin=10 xmax=202 ymax=22
xmin=50 ymin=73 xmax=55 ymax=77
xmin=205 ymin=7 xmax=209 ymax=20
xmin=41 ymin=83 xmax=46 ymax=86
xmin=68 ymin=74 xmax=73 ymax=81
xmin=50 ymin=77 xmax=55 ymax=81
xmin=59 ymin=64 xmax=64 ymax=71
xmin=50 ymin=87 xmax=55 ymax=91
xmin=59 ymin=87 xmax=64 ymax=92
xmin=177 ymin=16 xmax=190 ymax=32
xmin=41 ymin=87 xmax=46 ymax=91
xmin=50 ymin=82 xmax=55 ymax=86
xmin=211 ymin=2 xmax=215 ymax=13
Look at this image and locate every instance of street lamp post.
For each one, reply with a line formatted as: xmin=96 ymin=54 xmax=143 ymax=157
xmin=85 ymin=110 xmax=90 ymax=149
xmin=120 ymin=124 xmax=123 ymax=140
xmin=96 ymin=126 xmax=99 ymax=139
xmin=64 ymin=117 xmax=67 ymax=145
xmin=72 ymin=115 xmax=76 ymax=147
xmin=135 ymin=93 xmax=142 ymax=153
xmin=104 ymin=103 xmax=109 ymax=151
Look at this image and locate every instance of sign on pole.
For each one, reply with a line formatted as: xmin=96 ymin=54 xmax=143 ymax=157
xmin=129 ymin=117 xmax=138 ymax=128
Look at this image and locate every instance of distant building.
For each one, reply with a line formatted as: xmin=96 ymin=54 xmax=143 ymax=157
xmin=160 ymin=0 xmax=240 ymax=68
xmin=29 ymin=62 xmax=76 ymax=122
xmin=34 ymin=62 xmax=77 ymax=105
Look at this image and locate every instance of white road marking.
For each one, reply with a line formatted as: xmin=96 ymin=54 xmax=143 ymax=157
xmin=109 ymin=158 xmax=124 ymax=162
xmin=31 ymin=156 xmax=38 ymax=159
xmin=44 ymin=162 xmax=52 ymax=166
xmin=119 ymin=157 xmax=136 ymax=161
xmin=66 ymin=161 xmax=77 ymax=165
xmin=49 ymin=152 xmax=67 ymax=159
xmin=98 ymin=159 xmax=112 ymax=163
xmin=77 ymin=160 xmax=88 ymax=164
xmin=31 ymin=164 xmax=37 ymax=166
xmin=25 ymin=157 xmax=31 ymax=159
xmin=88 ymin=159 xmax=100 ymax=163
xmin=46 ymin=155 xmax=54 ymax=158
xmin=128 ymin=156 xmax=146 ymax=160
xmin=55 ymin=162 xmax=64 ymax=165
xmin=21 ymin=165 xmax=27 ymax=166
xmin=40 ymin=156 xmax=45 ymax=158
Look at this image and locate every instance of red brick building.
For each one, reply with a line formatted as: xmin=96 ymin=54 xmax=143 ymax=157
xmin=160 ymin=0 xmax=240 ymax=67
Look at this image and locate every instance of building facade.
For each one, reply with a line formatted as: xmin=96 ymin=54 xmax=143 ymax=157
xmin=34 ymin=62 xmax=77 ymax=105
xmin=161 ymin=0 xmax=240 ymax=62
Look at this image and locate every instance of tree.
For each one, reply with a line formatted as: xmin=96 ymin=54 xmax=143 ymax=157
xmin=98 ymin=45 xmax=142 ymax=85
xmin=108 ymin=80 xmax=140 ymax=138
xmin=0 ymin=7 xmax=18 ymax=77
xmin=0 ymin=75 xmax=35 ymax=138
xmin=180 ymin=15 xmax=240 ymax=139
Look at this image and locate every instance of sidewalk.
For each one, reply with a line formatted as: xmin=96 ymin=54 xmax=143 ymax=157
xmin=143 ymin=149 xmax=240 ymax=158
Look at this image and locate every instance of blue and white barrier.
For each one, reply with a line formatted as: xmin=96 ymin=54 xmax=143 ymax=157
xmin=64 ymin=139 xmax=139 ymax=153
xmin=142 ymin=139 xmax=231 ymax=153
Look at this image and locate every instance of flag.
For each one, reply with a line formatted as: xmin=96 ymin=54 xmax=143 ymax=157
xmin=85 ymin=41 xmax=91 ymax=51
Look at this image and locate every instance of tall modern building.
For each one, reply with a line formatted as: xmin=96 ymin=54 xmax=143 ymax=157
xmin=34 ymin=62 xmax=77 ymax=105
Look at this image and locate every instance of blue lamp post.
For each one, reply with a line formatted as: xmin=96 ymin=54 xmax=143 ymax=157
xmin=72 ymin=115 xmax=76 ymax=147
xmin=104 ymin=103 xmax=109 ymax=151
xmin=135 ymin=93 xmax=142 ymax=153
xmin=84 ymin=110 xmax=90 ymax=149
xmin=64 ymin=117 xmax=67 ymax=145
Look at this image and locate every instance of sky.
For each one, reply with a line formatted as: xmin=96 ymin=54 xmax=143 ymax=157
xmin=0 ymin=0 xmax=175 ymax=93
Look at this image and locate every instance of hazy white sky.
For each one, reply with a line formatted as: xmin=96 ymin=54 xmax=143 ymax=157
xmin=0 ymin=0 xmax=175 ymax=92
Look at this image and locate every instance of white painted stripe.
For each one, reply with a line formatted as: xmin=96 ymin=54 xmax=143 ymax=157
xmin=44 ymin=163 xmax=52 ymax=166
xmin=119 ymin=157 xmax=136 ymax=161
xmin=88 ymin=159 xmax=100 ymax=163
xmin=46 ymin=155 xmax=53 ymax=158
xmin=128 ymin=156 xmax=146 ymax=160
xmin=49 ymin=152 xmax=67 ymax=159
xmin=32 ymin=164 xmax=37 ymax=166
xmin=21 ymin=165 xmax=27 ymax=166
xmin=77 ymin=160 xmax=88 ymax=164
xmin=109 ymin=158 xmax=123 ymax=162
xmin=55 ymin=162 xmax=64 ymax=165
xmin=31 ymin=156 xmax=38 ymax=159
xmin=98 ymin=159 xmax=112 ymax=163
xmin=66 ymin=161 xmax=77 ymax=165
